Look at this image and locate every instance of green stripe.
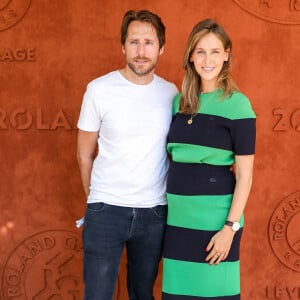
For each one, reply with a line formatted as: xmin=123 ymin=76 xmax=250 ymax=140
xmin=172 ymin=91 xmax=256 ymax=120
xmin=167 ymin=143 xmax=234 ymax=165
xmin=167 ymin=193 xmax=244 ymax=230
xmin=162 ymin=258 xmax=240 ymax=297
xmin=200 ymin=91 xmax=256 ymax=119
xmin=172 ymin=94 xmax=181 ymax=115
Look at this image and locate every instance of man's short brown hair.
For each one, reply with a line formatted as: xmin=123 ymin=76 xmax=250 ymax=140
xmin=120 ymin=10 xmax=166 ymax=49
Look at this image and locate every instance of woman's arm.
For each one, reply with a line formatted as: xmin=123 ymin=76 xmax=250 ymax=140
xmin=205 ymin=154 xmax=254 ymax=265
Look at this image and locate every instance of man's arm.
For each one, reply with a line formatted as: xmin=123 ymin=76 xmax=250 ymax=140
xmin=77 ymin=129 xmax=99 ymax=197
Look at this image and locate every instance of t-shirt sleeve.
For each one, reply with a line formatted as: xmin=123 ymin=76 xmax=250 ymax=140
xmin=77 ymin=83 xmax=102 ymax=132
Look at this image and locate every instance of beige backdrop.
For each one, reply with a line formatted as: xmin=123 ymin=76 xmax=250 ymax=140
xmin=1 ymin=0 xmax=300 ymax=299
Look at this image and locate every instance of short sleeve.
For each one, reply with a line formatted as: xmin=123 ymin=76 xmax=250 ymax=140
xmin=77 ymin=83 xmax=102 ymax=132
xmin=229 ymin=93 xmax=256 ymax=155
xmin=232 ymin=118 xmax=256 ymax=155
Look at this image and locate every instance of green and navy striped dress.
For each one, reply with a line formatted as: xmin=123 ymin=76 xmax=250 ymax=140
xmin=162 ymin=90 xmax=256 ymax=300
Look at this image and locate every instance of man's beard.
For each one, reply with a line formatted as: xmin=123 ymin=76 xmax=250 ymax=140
xmin=127 ymin=58 xmax=157 ymax=77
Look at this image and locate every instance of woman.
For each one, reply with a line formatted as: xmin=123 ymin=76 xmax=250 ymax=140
xmin=162 ymin=19 xmax=256 ymax=300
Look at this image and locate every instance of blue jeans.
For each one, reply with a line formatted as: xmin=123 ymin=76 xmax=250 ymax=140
xmin=82 ymin=202 xmax=167 ymax=300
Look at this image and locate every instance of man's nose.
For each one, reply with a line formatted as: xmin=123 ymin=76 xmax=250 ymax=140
xmin=137 ymin=43 xmax=145 ymax=55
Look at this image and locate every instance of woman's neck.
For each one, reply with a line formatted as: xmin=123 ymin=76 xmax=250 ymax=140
xmin=201 ymin=81 xmax=217 ymax=94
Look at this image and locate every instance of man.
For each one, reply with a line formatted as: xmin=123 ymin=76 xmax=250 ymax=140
xmin=77 ymin=10 xmax=178 ymax=300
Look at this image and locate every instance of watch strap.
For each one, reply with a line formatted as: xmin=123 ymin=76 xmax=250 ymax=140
xmin=225 ymin=220 xmax=240 ymax=231
xmin=225 ymin=220 xmax=234 ymax=227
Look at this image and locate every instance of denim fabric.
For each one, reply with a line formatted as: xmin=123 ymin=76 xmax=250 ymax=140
xmin=82 ymin=202 xmax=167 ymax=300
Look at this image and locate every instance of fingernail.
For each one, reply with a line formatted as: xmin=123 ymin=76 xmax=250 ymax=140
xmin=205 ymin=247 xmax=208 ymax=252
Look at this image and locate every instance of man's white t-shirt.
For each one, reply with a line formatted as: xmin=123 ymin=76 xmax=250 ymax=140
xmin=77 ymin=71 xmax=178 ymax=208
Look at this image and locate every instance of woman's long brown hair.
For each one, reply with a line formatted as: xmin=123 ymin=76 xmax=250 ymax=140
xmin=180 ymin=19 xmax=238 ymax=114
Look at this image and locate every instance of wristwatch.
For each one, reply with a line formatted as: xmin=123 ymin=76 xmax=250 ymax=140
xmin=225 ymin=220 xmax=240 ymax=232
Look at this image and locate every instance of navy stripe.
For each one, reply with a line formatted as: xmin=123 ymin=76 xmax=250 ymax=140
xmin=232 ymin=118 xmax=256 ymax=155
xmin=163 ymin=225 xmax=242 ymax=263
xmin=167 ymin=162 xmax=235 ymax=196
xmin=168 ymin=113 xmax=255 ymax=154
xmin=162 ymin=292 xmax=240 ymax=300
xmin=168 ymin=113 xmax=232 ymax=151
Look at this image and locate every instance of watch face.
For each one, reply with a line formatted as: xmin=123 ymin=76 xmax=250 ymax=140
xmin=232 ymin=222 xmax=240 ymax=231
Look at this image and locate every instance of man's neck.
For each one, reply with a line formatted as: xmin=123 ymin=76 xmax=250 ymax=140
xmin=119 ymin=68 xmax=154 ymax=85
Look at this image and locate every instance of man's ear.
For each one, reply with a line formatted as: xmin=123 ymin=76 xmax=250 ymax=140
xmin=159 ymin=46 xmax=164 ymax=56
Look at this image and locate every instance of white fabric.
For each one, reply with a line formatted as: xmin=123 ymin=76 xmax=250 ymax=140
xmin=78 ymin=71 xmax=178 ymax=207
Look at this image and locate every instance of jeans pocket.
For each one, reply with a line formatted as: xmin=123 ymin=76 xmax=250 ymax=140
xmin=151 ymin=205 xmax=167 ymax=218
xmin=87 ymin=202 xmax=105 ymax=212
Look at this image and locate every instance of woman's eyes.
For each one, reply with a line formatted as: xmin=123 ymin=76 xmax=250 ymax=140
xmin=196 ymin=50 xmax=220 ymax=55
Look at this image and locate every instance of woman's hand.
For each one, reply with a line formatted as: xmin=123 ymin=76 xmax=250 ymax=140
xmin=205 ymin=226 xmax=235 ymax=265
